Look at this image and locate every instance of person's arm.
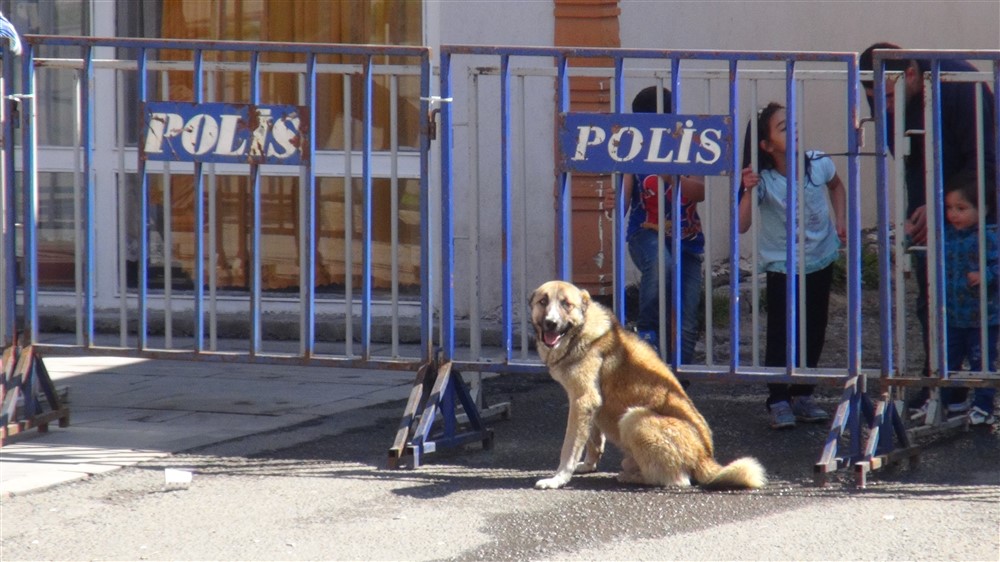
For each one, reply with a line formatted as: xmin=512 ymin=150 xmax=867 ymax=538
xmin=676 ymin=175 xmax=706 ymax=203
xmin=906 ymin=205 xmax=928 ymax=246
xmin=826 ymin=172 xmax=847 ymax=243
xmin=738 ymin=167 xmax=758 ymax=234
xmin=602 ymin=173 xmax=632 ymax=218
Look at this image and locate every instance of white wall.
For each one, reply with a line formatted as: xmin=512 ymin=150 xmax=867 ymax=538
xmin=619 ymin=1 xmax=1000 ymax=252
xmin=618 ymin=1 xmax=999 ymax=53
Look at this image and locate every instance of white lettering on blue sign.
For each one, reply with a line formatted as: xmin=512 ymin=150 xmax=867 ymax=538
xmin=142 ymin=102 xmax=308 ymax=165
xmin=560 ymin=113 xmax=732 ymax=176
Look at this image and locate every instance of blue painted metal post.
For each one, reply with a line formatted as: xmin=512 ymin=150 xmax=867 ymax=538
xmin=362 ymin=55 xmax=374 ymax=359
xmin=873 ymin=55 xmax=895 ymax=379
xmin=728 ymin=59 xmax=741 ymax=374
xmin=845 ymin=57 xmax=862 ymax=377
xmin=19 ymin=41 xmax=35 ymax=343
xmin=500 ymin=54 xmax=513 ymax=360
xmin=302 ymin=53 xmax=317 ymax=358
xmin=994 ymin=61 xmax=1000 ymax=320
xmin=418 ymin=52 xmax=431 ymax=362
xmin=440 ymin=51 xmax=455 ymax=361
xmin=612 ymin=56 xmax=625 ymax=325
xmin=192 ymin=49 xmax=205 ymax=353
xmin=2 ymin=44 xmax=16 ymax=345
xmin=556 ymin=55 xmax=571 ymax=280
xmin=783 ymin=60 xmax=799 ymax=373
xmin=249 ymin=51 xmax=261 ymax=356
xmin=82 ymin=45 xmax=95 ymax=347
xmin=669 ymin=59 xmax=682 ymax=368
xmin=137 ymin=48 xmax=149 ymax=351
xmin=930 ymin=61 xmax=947 ymax=381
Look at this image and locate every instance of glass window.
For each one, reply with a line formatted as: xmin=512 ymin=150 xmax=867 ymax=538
xmin=111 ymin=0 xmax=425 ymax=295
xmin=12 ymin=1 xmax=424 ymax=294
xmin=3 ymin=1 xmax=90 ymax=289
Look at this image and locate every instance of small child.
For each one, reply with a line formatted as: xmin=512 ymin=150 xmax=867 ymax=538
xmin=940 ymin=172 xmax=998 ymax=426
xmin=623 ymin=86 xmax=706 ymax=364
xmin=739 ymin=102 xmax=847 ymax=429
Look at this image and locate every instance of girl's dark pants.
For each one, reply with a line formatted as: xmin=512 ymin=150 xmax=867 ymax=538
xmin=764 ymin=264 xmax=834 ymax=408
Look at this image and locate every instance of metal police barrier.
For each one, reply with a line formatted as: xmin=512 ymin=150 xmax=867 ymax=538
xmin=434 ymin=45 xmax=919 ymax=484
xmin=0 ymin=36 xmax=460 ymax=449
xmin=1 ymin=34 xmax=433 ymax=367
xmin=3 ymin=37 xmax=996 ymax=482
xmin=866 ymin=49 xmax=1000 ymax=482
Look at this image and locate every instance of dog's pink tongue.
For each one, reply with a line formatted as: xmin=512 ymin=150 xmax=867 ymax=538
xmin=544 ymin=331 xmax=561 ymax=347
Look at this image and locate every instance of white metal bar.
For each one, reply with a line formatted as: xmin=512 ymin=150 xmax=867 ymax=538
xmin=115 ymin=70 xmax=128 ymax=346
xmin=796 ymin=79 xmax=807 ymax=368
xmin=206 ymin=71 xmax=217 ymax=352
xmin=468 ymin=71 xmax=482 ymax=359
xmin=518 ymin=74 xmax=529 ymax=359
xmin=750 ymin=82 xmax=761 ymax=367
xmin=702 ymin=78 xmax=714 ymax=365
xmin=893 ymin=76 xmax=909 ymax=375
xmin=161 ymin=72 xmax=173 ymax=349
xmin=73 ymin=72 xmax=83 ymax=345
xmin=924 ymin=71 xmax=940 ymax=377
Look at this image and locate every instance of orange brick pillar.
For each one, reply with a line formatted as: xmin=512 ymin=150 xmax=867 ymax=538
xmin=553 ymin=0 xmax=621 ymax=298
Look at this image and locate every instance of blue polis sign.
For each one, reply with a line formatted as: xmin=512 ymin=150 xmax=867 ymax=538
xmin=142 ymin=102 xmax=308 ymax=165
xmin=559 ymin=112 xmax=733 ymax=176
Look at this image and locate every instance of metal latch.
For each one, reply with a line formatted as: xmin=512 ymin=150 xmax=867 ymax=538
xmin=421 ymin=96 xmax=452 ymax=141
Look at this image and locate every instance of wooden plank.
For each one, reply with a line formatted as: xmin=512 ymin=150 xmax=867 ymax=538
xmin=388 ymin=362 xmax=431 ymax=468
xmin=0 ymin=346 xmax=72 ymax=446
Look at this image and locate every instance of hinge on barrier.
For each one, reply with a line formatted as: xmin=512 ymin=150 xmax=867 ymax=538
xmin=421 ymin=96 xmax=452 ymax=142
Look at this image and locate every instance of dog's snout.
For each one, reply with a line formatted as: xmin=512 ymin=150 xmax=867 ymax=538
xmin=543 ymin=319 xmax=559 ymax=331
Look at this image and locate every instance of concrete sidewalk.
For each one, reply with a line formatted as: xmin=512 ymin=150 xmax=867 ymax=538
xmin=0 ymin=354 xmax=418 ymax=496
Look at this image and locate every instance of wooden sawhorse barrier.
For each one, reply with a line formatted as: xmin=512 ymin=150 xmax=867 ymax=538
xmin=1 ymin=344 xmax=70 ymax=446
xmin=388 ymin=352 xmax=509 ymax=469
xmin=815 ymin=375 xmax=916 ymax=487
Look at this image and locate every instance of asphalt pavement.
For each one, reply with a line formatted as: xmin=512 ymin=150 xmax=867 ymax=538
xmin=1 ymin=354 xmax=997 ymax=561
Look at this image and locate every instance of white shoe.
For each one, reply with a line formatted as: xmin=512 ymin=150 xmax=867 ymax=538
xmin=968 ymin=406 xmax=996 ymax=426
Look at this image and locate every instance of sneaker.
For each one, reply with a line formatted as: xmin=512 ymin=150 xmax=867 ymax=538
xmin=968 ymin=406 xmax=996 ymax=426
xmin=909 ymin=399 xmax=930 ymax=421
xmin=769 ymin=401 xmax=796 ymax=429
xmin=791 ymin=395 xmax=830 ymax=423
xmin=946 ymin=397 xmax=973 ymax=415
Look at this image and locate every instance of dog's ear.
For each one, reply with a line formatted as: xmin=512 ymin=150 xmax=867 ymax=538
xmin=528 ymin=288 xmax=538 ymax=309
xmin=580 ymin=288 xmax=591 ymax=311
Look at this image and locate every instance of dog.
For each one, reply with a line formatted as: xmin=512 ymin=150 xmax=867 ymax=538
xmin=529 ymin=280 xmax=766 ymax=490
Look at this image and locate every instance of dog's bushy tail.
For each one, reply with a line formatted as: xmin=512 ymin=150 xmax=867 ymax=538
xmin=697 ymin=457 xmax=767 ymax=490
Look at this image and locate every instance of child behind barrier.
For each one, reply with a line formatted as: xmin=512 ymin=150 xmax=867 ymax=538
xmin=738 ymin=102 xmax=846 ymax=430
xmin=622 ymin=86 xmax=706 ymax=365
xmin=938 ymin=171 xmax=998 ymax=426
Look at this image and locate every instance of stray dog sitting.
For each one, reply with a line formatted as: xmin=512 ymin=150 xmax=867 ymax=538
xmin=530 ymin=280 xmax=766 ymax=490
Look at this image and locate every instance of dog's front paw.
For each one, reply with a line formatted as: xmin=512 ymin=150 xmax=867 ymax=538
xmin=534 ymin=474 xmax=570 ymax=489
xmin=574 ymin=461 xmax=598 ymax=474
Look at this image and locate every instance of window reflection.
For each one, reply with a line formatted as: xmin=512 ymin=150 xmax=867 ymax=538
xmin=14 ymin=0 xmax=425 ymax=295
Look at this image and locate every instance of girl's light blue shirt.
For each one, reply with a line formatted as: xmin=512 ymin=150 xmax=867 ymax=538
xmin=753 ymin=151 xmax=841 ymax=274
